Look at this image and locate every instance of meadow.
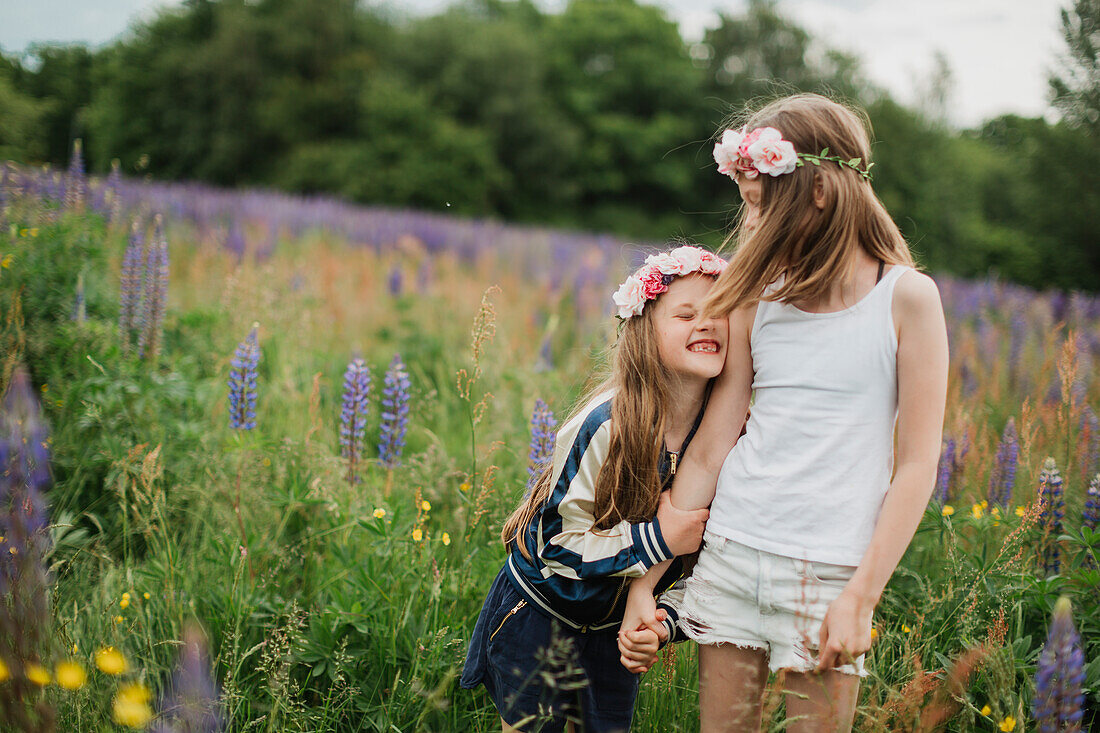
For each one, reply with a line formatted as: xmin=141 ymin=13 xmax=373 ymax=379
xmin=0 ymin=161 xmax=1097 ymax=731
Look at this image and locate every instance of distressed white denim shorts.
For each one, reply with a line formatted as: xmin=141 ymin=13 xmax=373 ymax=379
xmin=678 ymin=531 xmax=867 ymax=677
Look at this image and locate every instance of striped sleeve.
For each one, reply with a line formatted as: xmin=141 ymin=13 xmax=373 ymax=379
xmin=537 ymin=402 xmax=674 ymax=580
xmin=656 ymin=579 xmax=688 ymax=647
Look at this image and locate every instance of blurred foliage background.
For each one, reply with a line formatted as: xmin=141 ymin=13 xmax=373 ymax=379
xmin=2 ymin=0 xmax=1099 ymax=292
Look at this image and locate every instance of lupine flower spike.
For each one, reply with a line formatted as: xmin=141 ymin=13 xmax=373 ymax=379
xmin=1037 ymin=457 xmax=1065 ymax=575
xmin=66 ymin=138 xmax=85 ymax=211
xmin=526 ymin=399 xmax=557 ymax=492
xmin=0 ymin=366 xmax=54 ymax=729
xmin=1033 ymin=596 xmax=1086 ymax=733
xmin=228 ymin=325 xmax=260 ymax=431
xmin=378 ymin=354 xmax=411 ymax=473
xmin=935 ymin=438 xmax=955 ymax=505
xmin=339 ymin=356 xmax=371 ymax=483
xmin=137 ymin=215 xmax=169 ymax=361
xmin=988 ymin=418 xmax=1019 ymax=509
xmin=119 ymin=220 xmax=145 ymax=351
xmin=1084 ymin=474 xmax=1100 ymax=532
xmin=151 ymin=625 xmax=224 ymax=733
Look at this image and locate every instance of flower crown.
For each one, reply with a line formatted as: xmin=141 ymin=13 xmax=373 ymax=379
xmin=612 ymin=245 xmax=728 ymax=320
xmin=712 ymin=126 xmax=874 ymax=182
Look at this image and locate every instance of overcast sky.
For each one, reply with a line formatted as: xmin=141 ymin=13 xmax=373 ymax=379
xmin=0 ymin=0 xmax=1067 ymax=128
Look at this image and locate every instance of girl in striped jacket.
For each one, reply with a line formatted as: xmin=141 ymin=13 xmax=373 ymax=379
xmin=460 ymin=245 xmax=728 ymax=732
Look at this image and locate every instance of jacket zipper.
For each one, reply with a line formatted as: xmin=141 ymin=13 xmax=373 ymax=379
xmin=489 ymin=599 xmax=526 ymax=642
xmin=669 ymin=450 xmax=678 ymax=475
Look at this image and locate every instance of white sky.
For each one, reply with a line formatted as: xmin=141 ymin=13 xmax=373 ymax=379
xmin=0 ymin=0 xmax=1069 ymax=127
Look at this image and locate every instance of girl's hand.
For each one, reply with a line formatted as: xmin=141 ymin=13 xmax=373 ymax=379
xmin=618 ymin=626 xmax=662 ymax=674
xmin=656 ymin=490 xmax=709 ymax=556
xmin=815 ymin=589 xmax=875 ymax=672
xmin=618 ymin=581 xmax=668 ymax=673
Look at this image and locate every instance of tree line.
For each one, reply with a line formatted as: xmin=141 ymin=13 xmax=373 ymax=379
xmin=1 ymin=0 xmax=1099 ymax=291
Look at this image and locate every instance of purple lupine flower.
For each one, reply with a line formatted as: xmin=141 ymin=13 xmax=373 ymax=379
xmin=120 ymin=220 xmax=145 ymax=349
xmin=151 ymin=625 xmax=224 ymax=733
xmin=526 ymin=399 xmax=557 ymax=491
xmin=227 ymin=326 xmax=259 ymax=431
xmin=378 ymin=354 xmax=411 ymax=469
xmin=339 ymin=356 xmax=371 ymax=483
xmin=65 ymin=138 xmax=85 ymax=210
xmin=388 ymin=266 xmax=403 ymax=296
xmin=1038 ymin=457 xmax=1065 ymax=575
xmin=138 ymin=216 xmax=169 ymax=360
xmin=1084 ymin=474 xmax=1100 ymax=533
xmin=1078 ymin=407 xmax=1099 ymax=483
xmin=934 ymin=438 xmax=955 ymax=505
xmin=1033 ymin=596 xmax=1086 ymax=733
xmin=988 ymin=418 xmax=1019 ymax=509
xmin=0 ymin=366 xmax=51 ymax=590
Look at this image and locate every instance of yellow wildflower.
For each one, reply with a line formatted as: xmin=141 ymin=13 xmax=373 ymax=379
xmin=373 ymin=508 xmax=387 ymax=519
xmin=0 ymin=253 xmax=12 ymax=269
xmin=112 ymin=683 xmax=153 ymax=728
xmin=990 ymin=505 xmax=1001 ymax=517
xmin=941 ymin=505 xmax=955 ymax=516
xmin=971 ymin=503 xmax=984 ymax=518
xmin=122 ymin=592 xmax=130 ymax=601
xmin=9 ymin=546 xmax=17 ymax=555
xmin=460 ymin=482 xmax=471 ymax=492
xmin=1015 ymin=506 xmax=1026 ymax=517
xmin=421 ymin=500 xmax=431 ymax=512
xmin=25 ymin=662 xmax=50 ymax=686
xmin=262 ymin=457 xmax=271 ymax=467
xmin=18 ymin=229 xmax=27 ymax=237
xmin=981 ymin=704 xmax=992 ymax=716
xmin=0 ymin=658 xmax=8 ymax=682
xmin=870 ymin=627 xmax=878 ymax=640
xmin=120 ymin=598 xmax=130 ymax=609
xmin=55 ymin=660 xmax=87 ymax=690
xmin=41 ymin=384 xmax=48 ymax=393
xmin=412 ymin=528 xmax=423 ymax=542
xmin=28 ymin=228 xmax=38 ymax=237
xmin=442 ymin=532 xmax=451 ymax=546
xmin=95 ymin=646 xmax=127 ymax=675
xmin=143 ymin=592 xmax=150 ymax=600
xmin=115 ymin=615 xmax=124 ymax=623
xmin=902 ymin=624 xmax=911 ymax=633
xmin=72 ymin=643 xmax=78 ymax=654
xmin=998 ymin=716 xmax=1016 ymax=731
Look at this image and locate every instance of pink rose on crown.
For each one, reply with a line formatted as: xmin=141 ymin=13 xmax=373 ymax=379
xmin=737 ymin=127 xmax=765 ymax=158
xmin=669 ymin=245 xmax=705 ymax=273
xmin=699 ymin=252 xmax=728 ymax=275
xmin=612 ymin=275 xmax=647 ymax=319
xmin=638 ymin=267 xmax=669 ymax=300
xmin=746 ymin=127 xmax=798 ymax=176
xmin=644 ymin=252 xmax=684 ymax=275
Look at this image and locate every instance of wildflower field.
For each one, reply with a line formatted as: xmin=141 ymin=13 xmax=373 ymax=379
xmin=0 ymin=161 xmax=1098 ymax=732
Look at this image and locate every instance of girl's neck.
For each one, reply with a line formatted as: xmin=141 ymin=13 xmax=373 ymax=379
xmin=664 ymin=378 xmax=708 ymax=451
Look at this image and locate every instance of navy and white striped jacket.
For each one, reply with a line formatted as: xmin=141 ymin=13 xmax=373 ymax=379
xmin=504 ymin=392 xmax=699 ymax=635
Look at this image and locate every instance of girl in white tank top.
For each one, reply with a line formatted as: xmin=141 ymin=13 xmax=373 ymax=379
xmin=615 ymin=95 xmax=949 ymax=732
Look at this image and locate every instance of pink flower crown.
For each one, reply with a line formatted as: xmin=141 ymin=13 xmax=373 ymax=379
xmin=612 ymin=245 xmax=728 ymax=320
xmin=712 ymin=126 xmax=873 ymax=181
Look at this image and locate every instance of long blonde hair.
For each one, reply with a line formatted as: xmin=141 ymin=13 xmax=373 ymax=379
xmin=501 ymin=296 xmax=686 ymax=557
xmin=705 ymin=94 xmax=916 ymax=317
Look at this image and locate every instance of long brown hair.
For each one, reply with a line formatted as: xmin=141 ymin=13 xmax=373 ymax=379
xmin=501 ymin=293 xmax=686 ymax=558
xmin=705 ymin=94 xmax=916 ymax=317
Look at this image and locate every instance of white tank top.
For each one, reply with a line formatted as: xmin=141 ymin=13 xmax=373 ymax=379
xmin=708 ymin=265 xmax=911 ymax=566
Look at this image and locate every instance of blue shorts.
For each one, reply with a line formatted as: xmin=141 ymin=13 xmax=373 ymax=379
xmin=460 ymin=566 xmax=639 ymax=732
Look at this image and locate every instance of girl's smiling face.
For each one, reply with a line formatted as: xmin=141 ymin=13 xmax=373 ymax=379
xmin=652 ymin=274 xmax=728 ymax=383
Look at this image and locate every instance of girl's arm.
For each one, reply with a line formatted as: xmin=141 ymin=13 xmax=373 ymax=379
xmin=618 ymin=307 xmax=755 ymax=649
xmin=539 ymin=418 xmax=709 ymax=581
xmin=817 ymin=271 xmax=948 ymax=671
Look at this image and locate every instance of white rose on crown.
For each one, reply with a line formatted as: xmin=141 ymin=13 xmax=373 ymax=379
xmin=644 ymin=252 xmax=685 ymax=275
xmin=712 ymin=128 xmax=745 ymax=178
xmin=669 ymin=245 xmax=705 ymax=273
xmin=612 ymin=275 xmax=647 ymax=319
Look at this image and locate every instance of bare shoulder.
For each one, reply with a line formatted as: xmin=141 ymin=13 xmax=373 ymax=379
xmin=893 ymin=269 xmax=943 ymax=319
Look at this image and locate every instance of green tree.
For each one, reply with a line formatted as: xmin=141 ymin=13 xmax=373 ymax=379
xmin=1051 ymin=0 xmax=1100 ymax=133
xmin=0 ymin=68 xmax=48 ymax=162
